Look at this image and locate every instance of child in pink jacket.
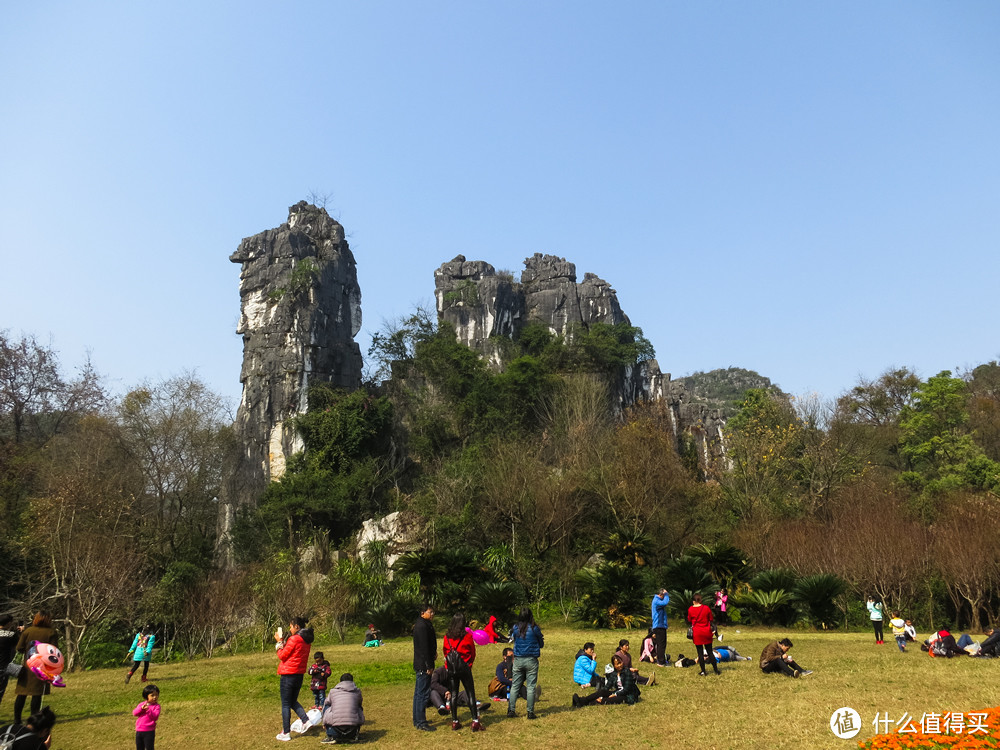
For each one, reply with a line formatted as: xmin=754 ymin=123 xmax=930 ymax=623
xmin=133 ymin=683 xmax=161 ymax=750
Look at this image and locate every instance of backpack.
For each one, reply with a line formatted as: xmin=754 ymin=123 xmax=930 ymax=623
xmin=445 ymin=648 xmax=464 ymax=677
xmin=1 ymin=725 xmax=34 ymax=750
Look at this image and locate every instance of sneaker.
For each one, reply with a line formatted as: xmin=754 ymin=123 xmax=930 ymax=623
xmin=698 ymin=671 xmax=707 ymax=677
xmin=452 ymin=720 xmax=461 ymax=731
xmin=471 ymin=720 xmax=484 ymax=732
xmin=276 ymin=733 xmax=291 ymax=741
xmin=437 ymin=705 xmax=449 ymax=716
xmin=507 ymin=711 xmax=516 ymax=718
xmin=477 ymin=702 xmax=491 ymax=712
xmin=572 ymin=694 xmax=580 ymax=708
xmin=125 ymin=672 xmax=132 ymax=684
xmin=141 ymin=675 xmax=147 ymax=682
xmin=792 ymin=669 xmax=801 ymax=678
xmin=527 ymin=712 xmax=537 ymax=720
xmin=800 ymin=670 xmax=814 ymax=676
xmin=416 ymin=724 xmax=436 ymax=732
xmin=320 ymin=739 xmax=337 ymax=745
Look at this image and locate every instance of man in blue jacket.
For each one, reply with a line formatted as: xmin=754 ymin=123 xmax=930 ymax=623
xmin=651 ymin=589 xmax=670 ymax=666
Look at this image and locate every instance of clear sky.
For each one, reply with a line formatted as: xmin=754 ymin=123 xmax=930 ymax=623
xmin=2 ymin=1 xmax=998 ymax=412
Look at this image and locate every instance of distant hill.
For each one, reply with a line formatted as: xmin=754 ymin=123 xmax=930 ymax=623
xmin=679 ymin=367 xmax=787 ymax=419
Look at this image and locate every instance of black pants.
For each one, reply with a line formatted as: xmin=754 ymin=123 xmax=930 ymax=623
xmin=13 ymin=694 xmax=42 ymax=725
xmin=448 ymin=667 xmax=479 ymax=721
xmin=695 ymin=644 xmax=719 ymax=673
xmin=761 ymin=657 xmax=803 ymax=677
xmin=653 ymin=627 xmax=667 ymax=665
xmin=872 ymin=621 xmax=884 ymax=642
xmin=327 ymin=725 xmax=360 ymax=741
xmin=577 ymin=688 xmax=611 ymax=706
xmin=135 ymin=730 xmax=155 ymax=750
xmin=128 ymin=660 xmax=150 ymax=679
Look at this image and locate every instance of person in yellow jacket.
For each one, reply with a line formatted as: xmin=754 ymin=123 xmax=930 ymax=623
xmin=889 ymin=612 xmax=907 ymax=652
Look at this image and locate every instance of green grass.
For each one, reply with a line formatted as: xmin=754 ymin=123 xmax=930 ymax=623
xmin=20 ymin=625 xmax=1000 ymax=749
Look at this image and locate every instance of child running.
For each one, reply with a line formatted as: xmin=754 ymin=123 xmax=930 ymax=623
xmin=889 ymin=612 xmax=907 ymax=652
xmin=133 ymin=683 xmax=161 ymax=750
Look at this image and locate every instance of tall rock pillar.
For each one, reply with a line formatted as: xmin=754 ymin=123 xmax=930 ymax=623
xmin=218 ymin=201 xmax=363 ymax=562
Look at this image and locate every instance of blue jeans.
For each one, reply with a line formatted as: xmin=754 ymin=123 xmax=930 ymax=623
xmin=312 ymin=688 xmax=325 ymax=707
xmin=413 ymin=669 xmax=431 ymax=727
xmin=279 ymin=673 xmax=309 ymax=734
xmin=510 ymin=656 xmax=538 ymax=714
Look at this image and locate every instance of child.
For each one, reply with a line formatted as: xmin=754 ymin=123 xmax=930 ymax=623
xmin=309 ymin=652 xmax=332 ymax=709
xmin=904 ymin=619 xmax=917 ymax=642
xmin=889 ymin=612 xmax=907 ymax=652
xmin=133 ymin=684 xmax=161 ymax=750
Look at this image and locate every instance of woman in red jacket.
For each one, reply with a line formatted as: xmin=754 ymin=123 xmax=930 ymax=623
xmin=442 ymin=613 xmax=483 ymax=732
xmin=274 ymin=617 xmax=315 ymax=741
xmin=687 ymin=594 xmax=720 ymax=676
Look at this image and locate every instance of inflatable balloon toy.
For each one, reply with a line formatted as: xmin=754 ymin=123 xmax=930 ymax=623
xmin=471 ymin=629 xmax=490 ymax=645
xmin=25 ymin=641 xmax=66 ymax=687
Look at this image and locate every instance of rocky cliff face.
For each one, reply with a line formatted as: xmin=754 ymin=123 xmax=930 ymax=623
xmin=434 ymin=252 xmax=726 ymax=470
xmin=219 ymin=202 xmax=363 ymax=560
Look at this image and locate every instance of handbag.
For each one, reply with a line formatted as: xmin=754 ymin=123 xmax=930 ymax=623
xmin=487 ymin=675 xmax=503 ymax=695
xmin=3 ymin=661 xmax=23 ymax=679
xmin=686 ymin=626 xmax=694 ymax=640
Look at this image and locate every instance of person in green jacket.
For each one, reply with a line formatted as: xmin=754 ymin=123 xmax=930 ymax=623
xmin=126 ymin=626 xmax=156 ymax=684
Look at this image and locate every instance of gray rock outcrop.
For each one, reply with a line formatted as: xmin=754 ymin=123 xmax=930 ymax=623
xmin=218 ymin=201 xmax=363 ymax=561
xmin=434 ymin=253 xmax=726 ymax=472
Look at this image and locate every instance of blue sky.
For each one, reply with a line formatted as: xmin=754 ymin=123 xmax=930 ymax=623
xmin=2 ymin=1 xmax=998 ymax=412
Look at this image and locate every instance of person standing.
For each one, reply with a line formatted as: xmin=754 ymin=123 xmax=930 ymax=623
xmin=441 ymin=613 xmax=482 ymax=732
xmin=13 ymin=612 xmax=57 ymax=726
xmin=687 ymin=594 xmax=720 ymax=676
xmin=125 ymin=626 xmax=156 ymax=684
xmin=412 ymin=603 xmax=437 ymax=732
xmin=867 ymin=598 xmax=885 ymax=644
xmin=274 ymin=617 xmax=315 ymax=742
xmin=0 ymin=614 xmax=21 ymax=710
xmin=132 ymin=683 xmax=161 ymax=750
xmin=508 ymin=607 xmax=543 ymax=720
xmin=651 ymin=589 xmax=670 ymax=666
xmin=714 ymin=589 xmax=729 ymax=625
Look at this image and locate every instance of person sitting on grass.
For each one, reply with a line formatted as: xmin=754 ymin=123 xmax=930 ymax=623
xmin=488 ymin=649 xmax=513 ymax=700
xmin=979 ymin=627 xmax=1000 ymax=658
xmin=363 ymin=624 xmax=382 ymax=648
xmin=571 ymin=655 xmax=640 ymax=707
xmin=639 ymin=630 xmax=656 ymax=663
xmin=573 ymin=643 xmax=602 ymax=689
xmin=614 ymin=639 xmax=655 ymax=686
xmin=429 ymin=666 xmax=490 ymax=715
xmin=759 ymin=638 xmax=812 ymax=678
xmin=321 ymin=673 xmax=365 ymax=745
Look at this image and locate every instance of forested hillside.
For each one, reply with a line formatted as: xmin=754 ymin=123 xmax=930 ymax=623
xmin=3 ymin=326 xmax=1000 ymax=670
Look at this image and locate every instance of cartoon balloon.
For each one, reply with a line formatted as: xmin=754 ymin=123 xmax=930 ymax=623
xmin=25 ymin=641 xmax=66 ymax=687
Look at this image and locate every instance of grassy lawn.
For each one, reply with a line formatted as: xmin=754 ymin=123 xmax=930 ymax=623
xmin=22 ymin=625 xmax=1000 ymax=749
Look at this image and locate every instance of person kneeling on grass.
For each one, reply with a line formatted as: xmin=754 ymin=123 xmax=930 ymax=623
xmin=321 ymin=673 xmax=365 ymax=745
xmin=759 ymin=638 xmax=812 ymax=678
xmin=571 ymin=655 xmax=640 ymax=707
